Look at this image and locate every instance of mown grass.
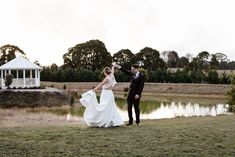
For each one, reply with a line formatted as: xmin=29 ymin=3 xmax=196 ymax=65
xmin=0 ymin=115 xmax=235 ymax=157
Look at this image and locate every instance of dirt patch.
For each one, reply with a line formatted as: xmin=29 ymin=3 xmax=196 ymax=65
xmin=0 ymin=108 xmax=85 ymax=128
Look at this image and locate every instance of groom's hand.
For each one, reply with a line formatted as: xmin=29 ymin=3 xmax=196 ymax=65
xmin=114 ymin=64 xmax=121 ymax=69
xmin=135 ymin=94 xmax=140 ymax=99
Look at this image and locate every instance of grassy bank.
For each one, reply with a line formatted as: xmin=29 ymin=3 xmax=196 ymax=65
xmin=41 ymin=81 xmax=231 ymax=98
xmin=0 ymin=90 xmax=69 ymax=108
xmin=0 ymin=115 xmax=235 ymax=157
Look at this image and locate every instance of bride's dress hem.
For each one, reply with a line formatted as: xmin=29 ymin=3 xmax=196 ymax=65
xmin=80 ymin=89 xmax=124 ymax=128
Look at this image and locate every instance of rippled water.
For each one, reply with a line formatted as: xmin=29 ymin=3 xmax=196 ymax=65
xmin=65 ymin=99 xmax=230 ymax=121
xmin=118 ymin=103 xmax=229 ymax=121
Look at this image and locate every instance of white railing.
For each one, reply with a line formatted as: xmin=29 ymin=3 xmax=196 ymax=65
xmin=0 ymin=78 xmax=39 ymax=88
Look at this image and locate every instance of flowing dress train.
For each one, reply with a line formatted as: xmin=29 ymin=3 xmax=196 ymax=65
xmin=79 ymin=75 xmax=124 ymax=127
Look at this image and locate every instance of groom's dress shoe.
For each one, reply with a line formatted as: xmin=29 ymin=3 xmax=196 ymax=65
xmin=126 ymin=123 xmax=133 ymax=126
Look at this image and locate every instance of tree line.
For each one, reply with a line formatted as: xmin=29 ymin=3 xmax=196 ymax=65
xmin=0 ymin=41 xmax=235 ymax=83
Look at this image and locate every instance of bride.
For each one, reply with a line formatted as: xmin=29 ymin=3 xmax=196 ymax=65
xmin=79 ymin=65 xmax=124 ymax=128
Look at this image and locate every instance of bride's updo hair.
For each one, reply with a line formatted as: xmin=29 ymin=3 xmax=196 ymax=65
xmin=103 ymin=67 xmax=112 ymax=75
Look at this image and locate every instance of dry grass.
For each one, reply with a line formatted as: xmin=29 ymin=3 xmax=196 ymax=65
xmin=42 ymin=81 xmax=231 ymax=98
xmin=0 ymin=115 xmax=234 ymax=156
xmin=0 ymin=108 xmax=84 ymax=128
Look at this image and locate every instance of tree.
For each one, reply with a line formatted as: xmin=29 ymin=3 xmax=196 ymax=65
xmin=207 ymin=70 xmax=219 ymax=84
xmin=189 ymin=70 xmax=204 ymax=83
xmin=148 ymin=69 xmax=167 ymax=83
xmin=139 ymin=68 xmax=148 ymax=81
xmin=51 ymin=63 xmax=58 ymax=72
xmin=196 ymin=51 xmax=210 ymax=72
xmin=167 ymin=51 xmax=179 ymax=68
xmin=227 ymin=61 xmax=235 ymax=70
xmin=215 ymin=53 xmax=229 ymax=70
xmin=135 ymin=47 xmax=166 ymax=71
xmin=227 ymin=76 xmax=235 ymax=112
xmin=220 ymin=72 xmax=231 ymax=84
xmin=185 ymin=53 xmax=193 ymax=62
xmin=176 ymin=57 xmax=189 ymax=68
xmin=210 ymin=54 xmax=219 ymax=70
xmin=62 ymin=40 xmax=112 ymax=71
xmin=198 ymin=51 xmax=210 ymax=61
xmin=0 ymin=44 xmax=26 ymax=66
xmin=112 ymin=49 xmax=135 ymax=68
xmin=214 ymin=52 xmax=228 ymax=63
xmin=161 ymin=51 xmax=168 ymax=62
xmin=188 ymin=57 xmax=200 ymax=72
xmin=62 ymin=50 xmax=74 ymax=69
xmin=40 ymin=67 xmax=53 ymax=81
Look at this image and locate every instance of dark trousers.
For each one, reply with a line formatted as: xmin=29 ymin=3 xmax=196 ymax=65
xmin=127 ymin=96 xmax=140 ymax=124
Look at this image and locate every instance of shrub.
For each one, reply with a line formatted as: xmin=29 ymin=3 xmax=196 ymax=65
xmin=227 ymin=75 xmax=235 ymax=112
xmin=40 ymin=85 xmax=46 ymax=89
xmin=69 ymin=96 xmax=74 ymax=106
xmin=123 ymin=87 xmax=129 ymax=92
xmin=139 ymin=68 xmax=148 ymax=81
xmin=207 ymin=70 xmax=219 ymax=84
xmin=4 ymin=74 xmax=13 ymax=89
xmin=220 ymin=73 xmax=231 ymax=84
xmin=189 ymin=71 xmax=204 ymax=83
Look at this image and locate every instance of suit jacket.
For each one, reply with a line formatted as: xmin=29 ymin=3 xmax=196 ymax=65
xmin=120 ymin=67 xmax=145 ymax=97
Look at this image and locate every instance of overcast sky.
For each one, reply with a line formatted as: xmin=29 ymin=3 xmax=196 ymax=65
xmin=1 ymin=0 xmax=235 ymax=66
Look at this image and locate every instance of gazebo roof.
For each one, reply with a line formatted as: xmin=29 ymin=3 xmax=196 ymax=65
xmin=0 ymin=57 xmax=42 ymax=70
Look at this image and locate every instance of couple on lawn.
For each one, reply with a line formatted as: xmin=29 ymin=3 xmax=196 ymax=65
xmin=79 ymin=63 xmax=145 ymax=128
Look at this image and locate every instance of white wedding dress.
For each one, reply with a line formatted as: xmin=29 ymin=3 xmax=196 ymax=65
xmin=79 ymin=75 xmax=124 ymax=127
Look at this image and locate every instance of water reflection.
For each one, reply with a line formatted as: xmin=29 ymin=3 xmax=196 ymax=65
xmin=142 ymin=102 xmax=227 ymax=119
xmin=1 ymin=97 xmax=231 ymax=127
xmin=22 ymin=98 xmax=231 ymax=122
xmin=65 ymin=101 xmax=230 ymax=122
xmin=118 ymin=102 xmax=229 ymax=121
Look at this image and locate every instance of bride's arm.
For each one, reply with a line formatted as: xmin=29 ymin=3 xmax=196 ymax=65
xmin=93 ymin=77 xmax=108 ymax=91
xmin=115 ymin=64 xmax=132 ymax=76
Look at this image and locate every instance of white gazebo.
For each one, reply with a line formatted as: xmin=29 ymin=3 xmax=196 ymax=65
xmin=0 ymin=57 xmax=42 ymax=89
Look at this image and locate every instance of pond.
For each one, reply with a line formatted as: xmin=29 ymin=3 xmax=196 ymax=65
xmin=23 ymin=96 xmax=231 ymax=122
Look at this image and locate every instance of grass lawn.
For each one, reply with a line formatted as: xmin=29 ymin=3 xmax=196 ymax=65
xmin=0 ymin=115 xmax=235 ymax=157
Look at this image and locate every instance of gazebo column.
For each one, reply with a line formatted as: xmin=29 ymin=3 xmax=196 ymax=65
xmin=30 ymin=70 xmax=32 ymax=86
xmin=16 ymin=70 xmax=19 ymax=88
xmin=35 ymin=70 xmax=37 ymax=86
xmin=23 ymin=69 xmax=26 ymax=88
xmin=38 ymin=70 xmax=40 ymax=87
xmin=1 ymin=70 xmax=3 ymax=89
xmin=30 ymin=70 xmax=32 ymax=78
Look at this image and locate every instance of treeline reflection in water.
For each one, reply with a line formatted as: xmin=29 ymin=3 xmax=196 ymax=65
xmin=25 ymin=96 xmax=231 ymax=121
xmin=115 ymin=98 xmax=230 ymax=121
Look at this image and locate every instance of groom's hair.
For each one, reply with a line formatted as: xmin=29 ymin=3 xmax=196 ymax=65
xmin=131 ymin=64 xmax=139 ymax=69
xmin=103 ymin=67 xmax=112 ymax=74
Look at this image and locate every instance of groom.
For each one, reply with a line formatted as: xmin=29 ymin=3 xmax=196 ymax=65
xmin=115 ymin=64 xmax=145 ymax=126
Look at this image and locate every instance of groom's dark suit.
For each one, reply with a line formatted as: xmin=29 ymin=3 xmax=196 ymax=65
xmin=120 ymin=67 xmax=145 ymax=125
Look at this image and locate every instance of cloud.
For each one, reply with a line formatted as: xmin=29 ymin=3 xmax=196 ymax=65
xmin=1 ymin=0 xmax=235 ymax=65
